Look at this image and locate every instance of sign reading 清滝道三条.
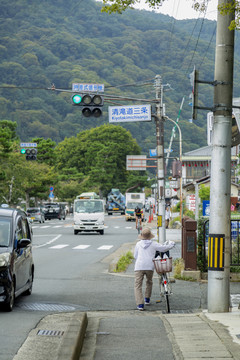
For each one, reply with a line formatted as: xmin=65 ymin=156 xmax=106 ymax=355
xmin=109 ymin=105 xmax=151 ymax=123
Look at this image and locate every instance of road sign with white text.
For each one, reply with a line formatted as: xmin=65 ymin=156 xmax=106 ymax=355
xmin=72 ymin=83 xmax=104 ymax=92
xmin=126 ymin=155 xmax=147 ymax=171
xmin=109 ymin=105 xmax=151 ymax=123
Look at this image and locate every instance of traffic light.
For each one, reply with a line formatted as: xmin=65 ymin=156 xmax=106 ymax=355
xmin=26 ymin=148 xmax=37 ymax=160
xmin=20 ymin=148 xmax=37 ymax=160
xmin=72 ymin=93 xmax=104 ymax=117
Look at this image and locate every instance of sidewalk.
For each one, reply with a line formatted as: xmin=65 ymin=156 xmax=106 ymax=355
xmin=14 ymin=217 xmax=240 ymax=360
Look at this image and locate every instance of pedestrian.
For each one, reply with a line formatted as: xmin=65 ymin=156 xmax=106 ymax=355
xmin=165 ymin=206 xmax=171 ymax=229
xmin=134 ymin=227 xmax=175 ymax=311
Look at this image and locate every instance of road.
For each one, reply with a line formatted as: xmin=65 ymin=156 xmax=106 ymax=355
xmin=0 ymin=214 xmax=139 ymax=360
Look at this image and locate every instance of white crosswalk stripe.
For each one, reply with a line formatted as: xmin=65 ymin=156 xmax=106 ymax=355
xmin=73 ymin=245 xmax=90 ymax=250
xmin=98 ymin=245 xmax=113 ymax=250
xmin=49 ymin=244 xmax=68 ymax=249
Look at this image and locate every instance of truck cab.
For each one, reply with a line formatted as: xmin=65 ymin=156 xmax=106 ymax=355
xmin=73 ymin=194 xmax=104 ymax=235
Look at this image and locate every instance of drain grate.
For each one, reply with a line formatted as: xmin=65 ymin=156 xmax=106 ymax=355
xmin=18 ymin=303 xmax=76 ymax=311
xmin=37 ymin=330 xmax=64 ymax=336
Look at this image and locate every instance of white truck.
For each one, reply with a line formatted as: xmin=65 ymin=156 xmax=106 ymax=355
xmin=125 ymin=193 xmax=145 ymax=221
xmin=73 ymin=193 xmax=104 ymax=235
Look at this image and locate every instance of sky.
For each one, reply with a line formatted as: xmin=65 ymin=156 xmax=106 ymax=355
xmin=135 ymin=0 xmax=218 ymax=21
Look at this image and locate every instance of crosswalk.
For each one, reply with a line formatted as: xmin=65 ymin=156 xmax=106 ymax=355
xmin=32 ymin=224 xmax=135 ymax=230
xmin=39 ymin=244 xmax=114 ymax=251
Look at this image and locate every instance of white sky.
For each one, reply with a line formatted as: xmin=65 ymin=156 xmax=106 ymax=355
xmin=135 ymin=0 xmax=218 ymax=21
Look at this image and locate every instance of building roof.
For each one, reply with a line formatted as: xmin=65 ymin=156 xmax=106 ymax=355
xmin=182 ymin=146 xmax=238 ymax=161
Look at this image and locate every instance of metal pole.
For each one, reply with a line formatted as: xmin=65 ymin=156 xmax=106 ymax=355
xmin=154 ymin=75 xmax=165 ymax=244
xmin=164 ymin=116 xmax=183 ymax=222
xmin=208 ymin=0 xmax=235 ymax=313
xmin=165 ymin=97 xmax=185 ymax=169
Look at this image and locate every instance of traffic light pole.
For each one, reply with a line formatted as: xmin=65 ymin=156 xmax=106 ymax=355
xmin=208 ymin=0 xmax=235 ymax=313
xmin=153 ymin=75 xmax=166 ymax=244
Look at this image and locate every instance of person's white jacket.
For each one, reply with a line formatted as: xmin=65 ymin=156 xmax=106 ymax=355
xmin=134 ymin=239 xmax=175 ymax=271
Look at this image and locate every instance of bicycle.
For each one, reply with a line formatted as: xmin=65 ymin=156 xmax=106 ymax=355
xmin=153 ymin=255 xmax=173 ymax=313
xmin=136 ymin=217 xmax=142 ymax=235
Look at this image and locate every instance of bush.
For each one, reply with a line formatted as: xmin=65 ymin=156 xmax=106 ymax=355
xmin=115 ymin=251 xmax=134 ymax=272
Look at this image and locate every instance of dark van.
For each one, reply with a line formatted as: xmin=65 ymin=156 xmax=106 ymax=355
xmin=43 ymin=202 xmax=66 ymax=220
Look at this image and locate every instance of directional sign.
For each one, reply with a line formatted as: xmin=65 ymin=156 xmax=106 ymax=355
xmin=20 ymin=143 xmax=37 ymax=147
xmin=49 ymin=192 xmax=54 ymax=199
xmin=109 ymin=105 xmax=151 ymax=123
xmin=72 ymin=83 xmax=104 ymax=92
xmin=150 ymin=149 xmax=172 ymax=157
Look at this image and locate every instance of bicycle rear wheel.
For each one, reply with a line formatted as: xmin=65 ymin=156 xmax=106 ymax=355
xmin=165 ymin=291 xmax=170 ymax=313
xmin=163 ymin=274 xmax=171 ymax=313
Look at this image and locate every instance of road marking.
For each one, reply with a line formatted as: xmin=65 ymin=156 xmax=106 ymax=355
xmin=34 ymin=234 xmax=62 ymax=248
xmin=53 ymin=225 xmax=62 ymax=228
xmin=73 ymin=245 xmax=90 ymax=250
xmin=49 ymin=244 xmax=68 ymax=249
xmin=41 ymin=225 xmax=51 ymax=229
xmin=98 ymin=245 xmax=113 ymax=250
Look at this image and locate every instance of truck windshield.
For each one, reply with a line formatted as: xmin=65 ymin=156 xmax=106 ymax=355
xmin=127 ymin=202 xmax=143 ymax=209
xmin=0 ymin=218 xmax=11 ymax=247
xmin=75 ymin=200 xmax=103 ymax=213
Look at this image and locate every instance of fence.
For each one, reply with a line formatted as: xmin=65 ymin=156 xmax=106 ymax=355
xmin=203 ymin=219 xmax=240 ymax=271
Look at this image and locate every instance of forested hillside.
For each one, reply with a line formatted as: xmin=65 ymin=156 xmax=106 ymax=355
xmin=1 ymin=0 xmax=240 ymax=155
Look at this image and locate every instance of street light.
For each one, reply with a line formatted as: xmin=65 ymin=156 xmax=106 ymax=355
xmin=164 ymin=116 xmax=183 ymax=222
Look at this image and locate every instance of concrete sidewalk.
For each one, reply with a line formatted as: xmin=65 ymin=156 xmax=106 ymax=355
xmin=14 ymin=217 xmax=240 ymax=360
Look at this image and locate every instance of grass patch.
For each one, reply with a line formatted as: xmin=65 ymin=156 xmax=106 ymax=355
xmin=114 ymin=251 xmax=134 ymax=272
xmin=173 ymin=258 xmax=197 ymax=281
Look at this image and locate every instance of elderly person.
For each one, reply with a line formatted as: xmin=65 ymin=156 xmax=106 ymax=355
xmin=134 ymin=227 xmax=175 ymax=311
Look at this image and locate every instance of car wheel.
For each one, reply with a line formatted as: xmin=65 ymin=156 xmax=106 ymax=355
xmin=4 ymin=280 xmax=15 ymax=312
xmin=24 ymin=269 xmax=33 ymax=296
xmin=99 ymin=230 xmax=104 ymax=235
xmin=74 ymin=230 xmax=78 ymax=235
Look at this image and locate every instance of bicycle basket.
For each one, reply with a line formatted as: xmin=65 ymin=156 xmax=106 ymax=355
xmin=153 ymin=257 xmax=172 ymax=274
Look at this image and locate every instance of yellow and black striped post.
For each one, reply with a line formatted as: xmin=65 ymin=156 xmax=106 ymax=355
xmin=208 ymin=234 xmax=225 ymax=271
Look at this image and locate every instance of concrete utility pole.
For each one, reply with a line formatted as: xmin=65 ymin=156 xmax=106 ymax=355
xmin=154 ymin=75 xmax=166 ymax=244
xmin=208 ymin=0 xmax=235 ymax=313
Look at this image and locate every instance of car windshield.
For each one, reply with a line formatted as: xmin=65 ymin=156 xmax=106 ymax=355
xmin=27 ymin=208 xmax=40 ymax=214
xmin=0 ymin=218 xmax=11 ymax=247
xmin=75 ymin=200 xmax=103 ymax=213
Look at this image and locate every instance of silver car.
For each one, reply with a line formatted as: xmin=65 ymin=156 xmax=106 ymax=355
xmin=27 ymin=207 xmax=45 ymax=223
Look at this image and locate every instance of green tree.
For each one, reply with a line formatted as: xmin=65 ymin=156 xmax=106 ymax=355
xmin=199 ymin=184 xmax=210 ymax=201
xmin=31 ymin=137 xmax=56 ymax=166
xmin=54 ymin=124 xmax=143 ymax=196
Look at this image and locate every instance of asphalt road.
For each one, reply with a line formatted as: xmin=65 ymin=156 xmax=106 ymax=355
xmin=3 ymin=214 xmax=240 ymax=359
xmin=0 ymin=214 xmax=139 ymax=360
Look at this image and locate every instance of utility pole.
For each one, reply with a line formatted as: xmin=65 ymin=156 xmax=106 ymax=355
xmin=154 ymin=75 xmax=166 ymax=244
xmin=208 ymin=0 xmax=235 ymax=313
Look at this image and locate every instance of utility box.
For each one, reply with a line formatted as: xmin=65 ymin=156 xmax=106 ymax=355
xmin=182 ymin=217 xmax=197 ymax=270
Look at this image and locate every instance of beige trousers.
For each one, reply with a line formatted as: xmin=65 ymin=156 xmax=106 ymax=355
xmin=134 ymin=270 xmax=154 ymax=305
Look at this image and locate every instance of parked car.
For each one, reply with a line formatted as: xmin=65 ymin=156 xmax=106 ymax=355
xmin=43 ymin=202 xmax=66 ymax=220
xmin=26 ymin=207 xmax=45 ymax=223
xmin=0 ymin=207 xmax=34 ymax=311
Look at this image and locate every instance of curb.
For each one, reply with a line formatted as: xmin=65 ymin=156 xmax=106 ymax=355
xmin=57 ymin=312 xmax=88 ymax=360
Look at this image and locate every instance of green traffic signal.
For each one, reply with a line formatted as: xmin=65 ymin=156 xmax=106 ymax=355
xmin=72 ymin=94 xmax=82 ymax=104
xmin=20 ymin=148 xmax=26 ymax=154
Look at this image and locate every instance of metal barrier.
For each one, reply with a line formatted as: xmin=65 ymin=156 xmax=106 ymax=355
xmin=203 ymin=220 xmax=240 ymax=269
